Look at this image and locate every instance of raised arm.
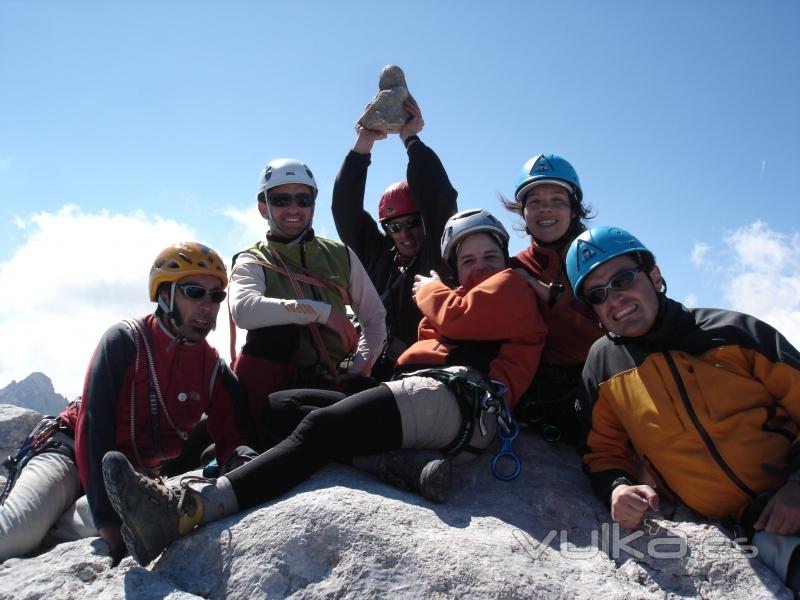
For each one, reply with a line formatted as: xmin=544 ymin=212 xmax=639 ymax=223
xmin=402 ymin=98 xmax=458 ymax=243
xmin=331 ymin=127 xmax=388 ymax=259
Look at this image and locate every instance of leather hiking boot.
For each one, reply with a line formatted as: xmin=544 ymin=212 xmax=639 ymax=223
xmin=376 ymin=450 xmax=452 ymax=503
xmin=102 ymin=451 xmax=203 ymax=566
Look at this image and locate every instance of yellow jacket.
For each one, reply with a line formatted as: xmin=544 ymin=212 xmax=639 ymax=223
xmin=580 ymin=297 xmax=800 ymax=519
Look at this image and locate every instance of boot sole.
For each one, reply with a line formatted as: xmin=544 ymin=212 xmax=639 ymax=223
xmin=102 ymin=452 xmax=166 ymax=566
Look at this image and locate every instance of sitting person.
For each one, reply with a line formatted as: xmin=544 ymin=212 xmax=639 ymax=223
xmin=229 ymin=158 xmax=387 ymax=434
xmin=567 ymin=226 xmax=800 ymax=592
xmin=0 ymin=243 xmax=255 ymax=562
xmin=502 ymin=153 xmax=602 ymax=444
xmin=101 ymin=208 xmax=547 ymax=566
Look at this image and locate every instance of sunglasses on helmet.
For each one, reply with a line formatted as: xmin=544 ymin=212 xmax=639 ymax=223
xmin=177 ymin=283 xmax=227 ymax=304
xmin=583 ymin=267 xmax=641 ymax=305
xmin=381 ymin=216 xmax=422 ymax=234
xmin=266 ymin=192 xmax=315 ymax=208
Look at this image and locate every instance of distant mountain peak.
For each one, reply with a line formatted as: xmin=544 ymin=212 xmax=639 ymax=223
xmin=0 ymin=372 xmax=68 ymax=415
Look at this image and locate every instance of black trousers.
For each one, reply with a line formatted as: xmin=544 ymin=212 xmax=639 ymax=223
xmin=227 ymin=385 xmax=402 ymax=510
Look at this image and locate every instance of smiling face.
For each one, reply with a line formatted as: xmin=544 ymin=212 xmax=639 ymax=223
xmin=455 ymin=232 xmax=507 ymax=290
xmin=259 ymin=182 xmax=315 ymax=239
xmin=523 ymin=183 xmax=574 ymax=243
xmin=386 ymin=213 xmax=425 ymax=258
xmin=162 ymin=274 xmax=223 ymax=342
xmin=581 ymin=255 xmax=663 ymax=338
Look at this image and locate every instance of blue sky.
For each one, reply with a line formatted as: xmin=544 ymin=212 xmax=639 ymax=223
xmin=1 ymin=1 xmax=799 ymax=397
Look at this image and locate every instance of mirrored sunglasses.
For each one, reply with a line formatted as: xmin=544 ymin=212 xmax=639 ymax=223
xmin=177 ymin=284 xmax=227 ymax=304
xmin=382 ymin=216 xmax=422 ymax=234
xmin=583 ymin=267 xmax=641 ymax=305
xmin=266 ymin=192 xmax=315 ymax=208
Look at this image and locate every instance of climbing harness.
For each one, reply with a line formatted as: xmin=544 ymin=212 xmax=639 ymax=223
xmin=1 ymin=415 xmax=73 ymax=505
xmin=399 ymin=368 xmax=522 ymax=481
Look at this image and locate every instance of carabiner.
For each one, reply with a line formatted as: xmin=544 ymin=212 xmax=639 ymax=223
xmin=491 ymin=419 xmax=522 ymax=481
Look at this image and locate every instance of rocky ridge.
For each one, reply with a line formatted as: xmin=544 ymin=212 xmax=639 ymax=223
xmin=0 ymin=405 xmax=790 ymax=599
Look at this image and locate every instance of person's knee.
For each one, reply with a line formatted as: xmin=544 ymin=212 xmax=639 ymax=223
xmin=291 ymin=406 xmax=344 ymax=452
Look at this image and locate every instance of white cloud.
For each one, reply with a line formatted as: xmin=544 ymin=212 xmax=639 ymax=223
xmin=0 ymin=205 xmax=234 ymax=398
xmin=690 ymin=242 xmax=711 ymax=267
xmin=223 ymin=205 xmax=264 ymax=245
xmin=683 ymin=293 xmax=698 ymax=308
xmin=720 ymin=221 xmax=800 ymax=349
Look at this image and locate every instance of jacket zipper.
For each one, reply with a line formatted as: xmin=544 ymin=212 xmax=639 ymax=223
xmin=642 ymin=453 xmax=685 ymax=508
xmin=662 ymin=351 xmax=756 ymax=499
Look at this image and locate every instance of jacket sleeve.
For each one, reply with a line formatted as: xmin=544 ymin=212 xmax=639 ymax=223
xmin=80 ymin=323 xmax=136 ymax=530
xmin=414 ymin=270 xmax=542 ymax=340
xmin=229 ymin=255 xmax=333 ymax=329
xmin=346 ymin=248 xmax=387 ymax=374
xmin=744 ymin=330 xmax=800 ymax=468
xmin=331 ymin=150 xmax=388 ymax=264
xmin=578 ymin=348 xmax=640 ymax=505
xmin=406 ymin=138 xmax=458 ymax=245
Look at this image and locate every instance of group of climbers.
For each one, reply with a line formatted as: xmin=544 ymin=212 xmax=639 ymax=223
xmin=3 ymin=93 xmax=800 ymax=594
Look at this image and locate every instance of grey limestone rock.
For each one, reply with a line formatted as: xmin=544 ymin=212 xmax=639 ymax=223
xmin=0 ymin=404 xmax=43 ymax=465
xmin=0 ymin=428 xmax=791 ymax=599
xmin=358 ymin=65 xmax=410 ymax=133
xmin=0 ymin=372 xmax=68 ymax=416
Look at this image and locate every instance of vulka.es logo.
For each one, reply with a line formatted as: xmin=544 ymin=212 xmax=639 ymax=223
xmin=512 ymin=522 xmax=757 ymax=561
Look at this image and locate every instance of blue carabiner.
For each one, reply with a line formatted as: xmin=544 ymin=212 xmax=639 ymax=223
xmin=491 ymin=419 xmax=522 ymax=481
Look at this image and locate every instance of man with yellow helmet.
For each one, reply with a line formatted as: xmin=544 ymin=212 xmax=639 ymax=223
xmin=0 ymin=242 xmax=254 ymax=563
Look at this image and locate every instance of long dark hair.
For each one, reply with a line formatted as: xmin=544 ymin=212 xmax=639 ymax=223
xmin=499 ymin=192 xmax=593 ymax=245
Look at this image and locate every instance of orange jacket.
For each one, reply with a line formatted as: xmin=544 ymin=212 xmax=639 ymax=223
xmin=512 ymin=244 xmax=602 ymax=366
xmin=580 ymin=297 xmax=800 ymax=519
xmin=396 ymin=269 xmax=547 ymax=409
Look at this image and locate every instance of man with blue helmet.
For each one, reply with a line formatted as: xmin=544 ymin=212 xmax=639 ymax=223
xmin=567 ymin=226 xmax=800 ymax=593
xmin=502 ymin=154 xmax=602 ymax=444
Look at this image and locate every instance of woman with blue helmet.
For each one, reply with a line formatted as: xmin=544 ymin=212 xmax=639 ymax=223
xmin=501 ymin=154 xmax=603 ymax=444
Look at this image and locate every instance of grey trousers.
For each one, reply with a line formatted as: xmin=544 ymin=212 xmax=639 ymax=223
xmin=0 ymin=436 xmax=97 ymax=561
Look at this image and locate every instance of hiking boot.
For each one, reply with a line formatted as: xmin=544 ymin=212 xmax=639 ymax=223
xmin=102 ymin=451 xmax=203 ymax=566
xmin=357 ymin=450 xmax=451 ymax=503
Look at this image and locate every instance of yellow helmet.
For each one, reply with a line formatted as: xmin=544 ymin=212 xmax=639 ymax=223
xmin=148 ymin=242 xmax=228 ymax=301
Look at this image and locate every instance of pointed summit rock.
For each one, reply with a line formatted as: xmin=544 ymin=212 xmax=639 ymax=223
xmin=358 ymin=65 xmax=411 ymax=133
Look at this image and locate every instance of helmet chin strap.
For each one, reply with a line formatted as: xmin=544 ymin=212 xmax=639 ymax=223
xmin=157 ymin=282 xmax=183 ymax=332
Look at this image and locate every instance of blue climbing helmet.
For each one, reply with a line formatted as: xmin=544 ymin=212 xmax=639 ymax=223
xmin=515 ymin=154 xmax=583 ymax=204
xmin=566 ymin=226 xmax=652 ymax=299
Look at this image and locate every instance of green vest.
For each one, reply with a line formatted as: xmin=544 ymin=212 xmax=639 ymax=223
xmin=245 ymin=236 xmax=351 ymax=383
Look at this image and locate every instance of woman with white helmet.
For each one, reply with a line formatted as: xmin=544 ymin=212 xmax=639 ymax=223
xmin=502 ymin=154 xmax=603 ymax=445
xmin=102 ymin=208 xmax=547 ymax=567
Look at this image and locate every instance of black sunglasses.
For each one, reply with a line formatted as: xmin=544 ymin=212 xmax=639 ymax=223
xmin=382 ymin=216 xmax=422 ymax=234
xmin=177 ymin=284 xmax=227 ymax=304
xmin=266 ymin=192 xmax=315 ymax=208
xmin=583 ymin=267 xmax=641 ymax=305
